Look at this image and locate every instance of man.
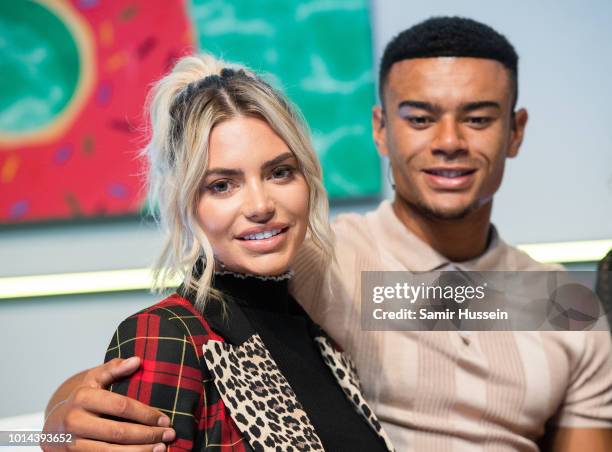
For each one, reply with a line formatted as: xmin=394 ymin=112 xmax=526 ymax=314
xmin=44 ymin=17 xmax=612 ymax=451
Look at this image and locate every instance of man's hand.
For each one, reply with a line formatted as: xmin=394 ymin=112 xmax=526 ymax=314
xmin=42 ymin=357 xmax=176 ymax=451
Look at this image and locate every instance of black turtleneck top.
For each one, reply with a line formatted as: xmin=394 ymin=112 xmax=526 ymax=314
xmin=211 ymin=271 xmax=387 ymax=452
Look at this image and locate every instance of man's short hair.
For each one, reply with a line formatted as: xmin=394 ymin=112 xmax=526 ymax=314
xmin=379 ymin=16 xmax=519 ymax=109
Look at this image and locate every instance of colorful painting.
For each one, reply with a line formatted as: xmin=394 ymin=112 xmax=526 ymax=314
xmin=0 ymin=0 xmax=194 ymax=223
xmin=0 ymin=0 xmax=380 ymax=224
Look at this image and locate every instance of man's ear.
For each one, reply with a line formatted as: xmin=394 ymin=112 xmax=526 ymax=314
xmin=508 ymin=108 xmax=528 ymax=158
xmin=372 ymin=106 xmax=389 ymax=157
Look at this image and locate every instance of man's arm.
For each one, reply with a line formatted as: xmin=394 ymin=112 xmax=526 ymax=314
xmin=540 ymin=427 xmax=612 ymax=452
xmin=45 ymin=370 xmax=88 ymax=420
xmin=42 ymin=357 xmax=175 ymax=451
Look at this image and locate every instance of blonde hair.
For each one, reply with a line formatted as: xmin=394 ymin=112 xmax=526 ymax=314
xmin=144 ymin=54 xmax=334 ymax=311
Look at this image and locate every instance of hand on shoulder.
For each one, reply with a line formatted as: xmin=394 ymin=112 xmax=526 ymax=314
xmin=42 ymin=357 xmax=175 ymax=451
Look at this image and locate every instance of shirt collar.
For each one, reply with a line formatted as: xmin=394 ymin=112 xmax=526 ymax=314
xmin=370 ymin=200 xmax=509 ymax=271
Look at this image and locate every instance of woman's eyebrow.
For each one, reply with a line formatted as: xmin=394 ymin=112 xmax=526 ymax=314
xmin=203 ymin=152 xmax=294 ymax=178
xmin=203 ymin=167 xmax=243 ymax=178
xmin=261 ymin=151 xmax=294 ymax=170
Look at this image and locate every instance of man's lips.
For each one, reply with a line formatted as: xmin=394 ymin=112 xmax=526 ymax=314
xmin=422 ymin=167 xmax=477 ymax=189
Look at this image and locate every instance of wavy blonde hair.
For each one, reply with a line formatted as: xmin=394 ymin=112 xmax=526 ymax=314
xmin=144 ymin=54 xmax=333 ymax=311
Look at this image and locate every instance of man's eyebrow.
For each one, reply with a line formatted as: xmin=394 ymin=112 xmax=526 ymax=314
xmin=460 ymin=101 xmax=501 ymax=112
xmin=261 ymin=151 xmax=295 ymax=170
xmin=396 ymin=100 xmax=502 ymax=114
xmin=397 ymin=100 xmax=441 ymax=114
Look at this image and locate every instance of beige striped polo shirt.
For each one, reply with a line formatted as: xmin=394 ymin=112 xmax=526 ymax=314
xmin=291 ymin=200 xmax=612 ymax=451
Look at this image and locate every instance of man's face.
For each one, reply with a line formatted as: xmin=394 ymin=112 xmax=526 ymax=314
xmin=373 ymin=57 xmax=527 ymax=220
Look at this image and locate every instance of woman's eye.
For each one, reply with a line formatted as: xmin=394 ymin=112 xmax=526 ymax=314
xmin=271 ymin=165 xmax=294 ymax=180
xmin=208 ymin=180 xmax=233 ymax=194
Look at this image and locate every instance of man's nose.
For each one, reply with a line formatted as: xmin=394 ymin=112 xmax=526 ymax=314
xmin=243 ymin=182 xmax=275 ymax=222
xmin=431 ymin=117 xmax=468 ymax=158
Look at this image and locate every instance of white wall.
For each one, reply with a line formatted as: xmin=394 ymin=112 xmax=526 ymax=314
xmin=0 ymin=290 xmax=158 ymax=417
xmin=0 ymin=222 xmax=162 ymax=417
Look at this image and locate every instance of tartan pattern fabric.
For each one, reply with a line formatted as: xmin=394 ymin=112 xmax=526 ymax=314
xmin=105 ymin=294 xmax=249 ymax=452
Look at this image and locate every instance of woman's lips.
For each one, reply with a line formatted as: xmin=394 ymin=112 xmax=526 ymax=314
xmin=235 ymin=226 xmax=289 ymax=253
xmin=422 ymin=168 xmax=477 ymax=190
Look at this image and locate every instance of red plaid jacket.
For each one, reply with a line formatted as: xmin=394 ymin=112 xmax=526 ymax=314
xmin=105 ymin=294 xmax=247 ymax=451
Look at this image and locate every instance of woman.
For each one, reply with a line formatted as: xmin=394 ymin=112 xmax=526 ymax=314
xmin=104 ymin=54 xmax=394 ymax=452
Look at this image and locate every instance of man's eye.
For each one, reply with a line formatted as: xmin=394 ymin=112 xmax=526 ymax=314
xmin=271 ymin=165 xmax=294 ymax=180
xmin=208 ymin=180 xmax=233 ymax=194
xmin=407 ymin=116 xmax=433 ymax=127
xmin=466 ymin=117 xmax=493 ymax=127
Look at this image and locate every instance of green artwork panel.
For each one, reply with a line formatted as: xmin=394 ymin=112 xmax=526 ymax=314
xmin=0 ymin=0 xmax=80 ymax=134
xmin=189 ymin=0 xmax=381 ymax=199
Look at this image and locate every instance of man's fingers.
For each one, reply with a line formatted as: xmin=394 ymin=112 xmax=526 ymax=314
xmin=84 ymin=358 xmax=141 ymax=389
xmin=66 ymin=411 xmax=175 ymax=445
xmin=73 ymin=387 xmax=170 ymax=427
xmin=58 ymin=438 xmax=167 ymax=452
xmin=108 ymin=356 xmax=141 ymax=379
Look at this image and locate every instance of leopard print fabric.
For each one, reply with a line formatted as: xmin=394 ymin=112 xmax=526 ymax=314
xmin=314 ymin=336 xmax=396 ymax=452
xmin=203 ymin=335 xmax=324 ymax=452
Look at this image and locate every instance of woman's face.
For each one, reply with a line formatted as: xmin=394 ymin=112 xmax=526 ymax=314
xmin=197 ymin=116 xmax=310 ymax=275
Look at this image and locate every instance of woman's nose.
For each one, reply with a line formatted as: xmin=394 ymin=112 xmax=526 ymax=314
xmin=243 ymin=182 xmax=275 ymax=222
